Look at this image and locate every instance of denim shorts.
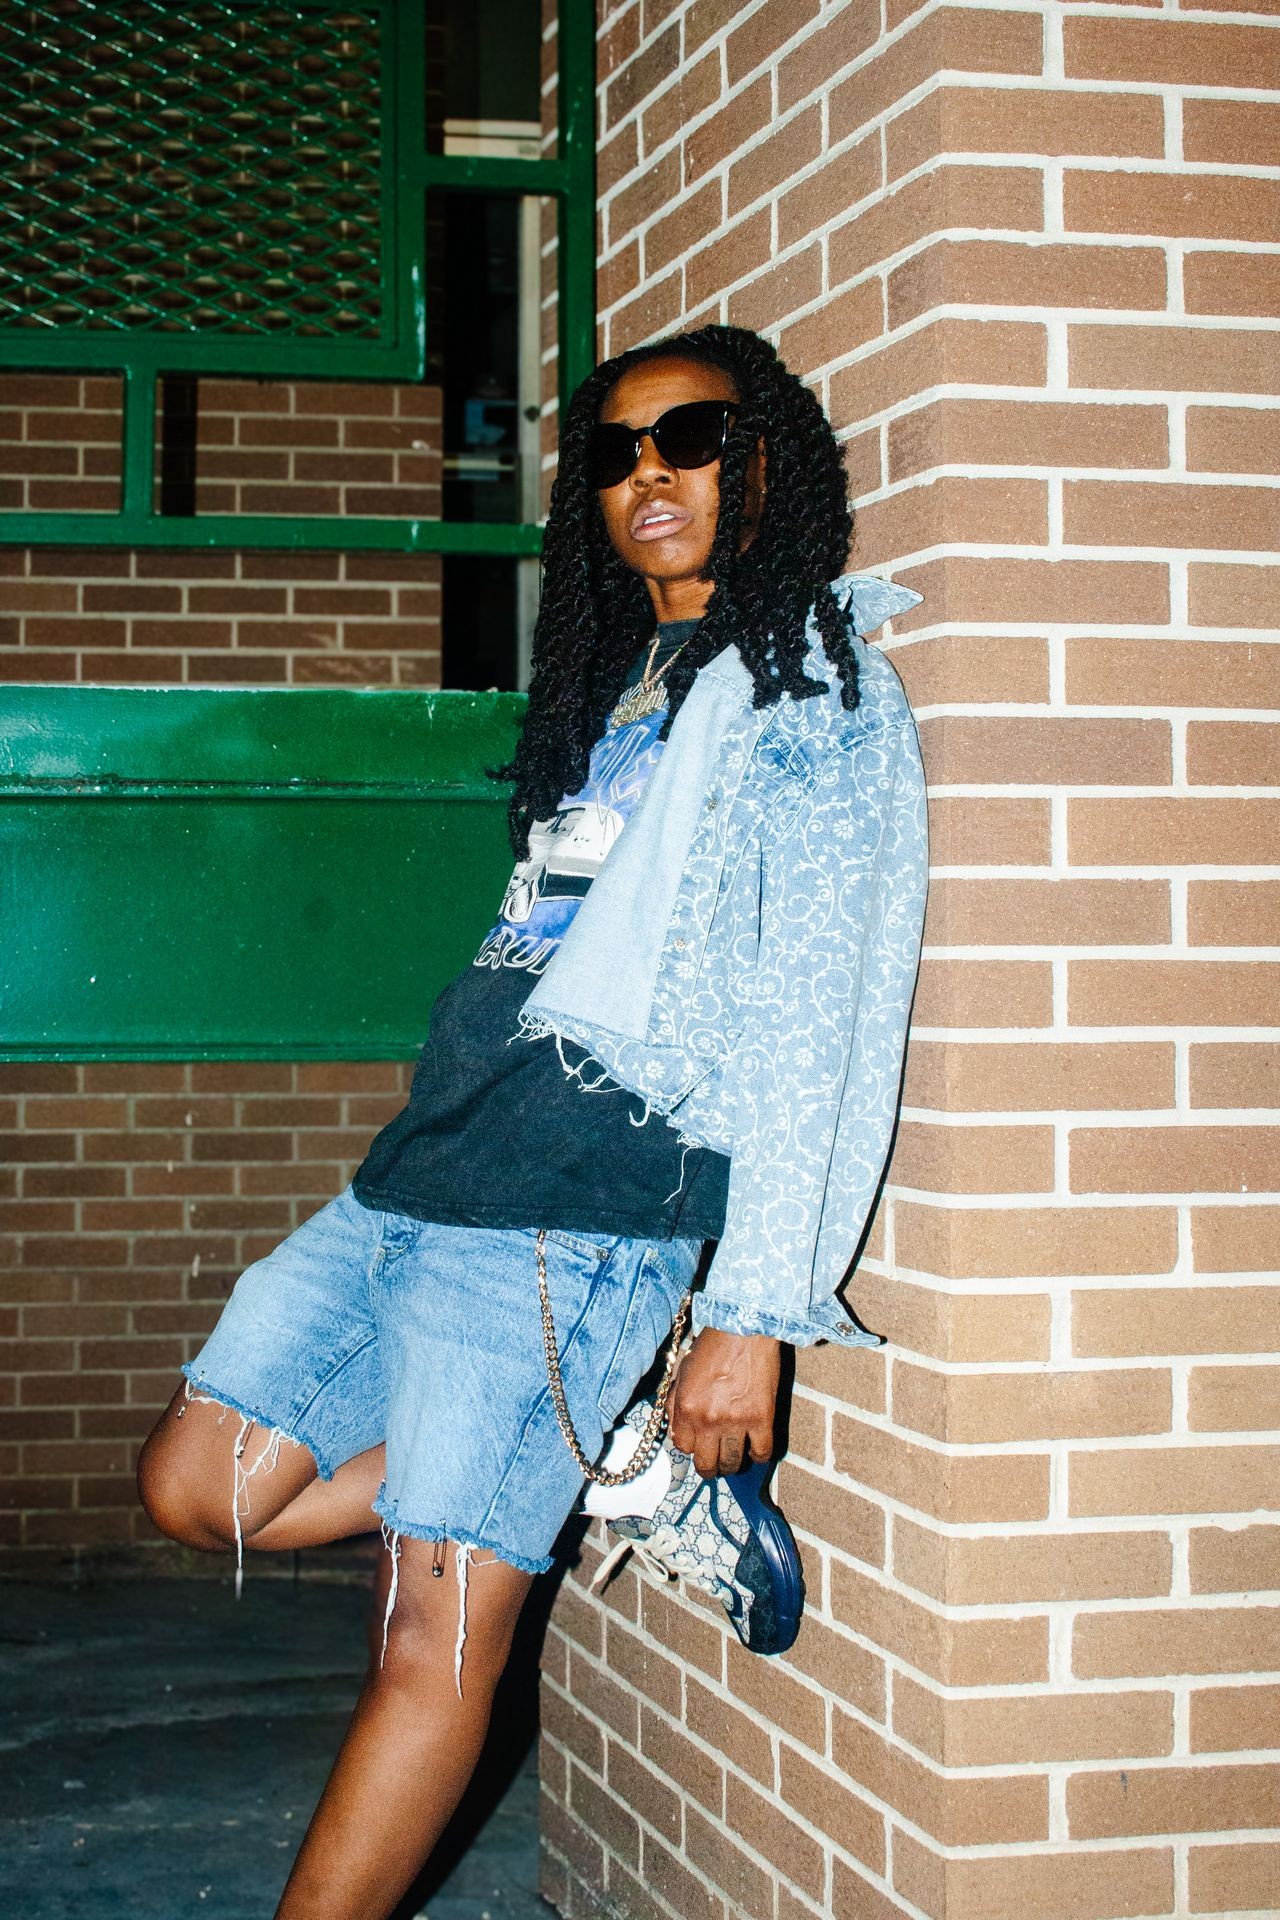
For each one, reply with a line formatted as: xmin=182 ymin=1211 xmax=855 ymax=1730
xmin=182 ymin=1183 xmax=702 ymax=1578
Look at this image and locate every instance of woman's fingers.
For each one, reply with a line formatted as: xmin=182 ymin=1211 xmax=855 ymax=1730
xmin=690 ymin=1424 xmax=748 ymax=1477
xmin=666 ymin=1327 xmax=782 ymax=1478
xmin=678 ymin=1412 xmax=774 ymax=1476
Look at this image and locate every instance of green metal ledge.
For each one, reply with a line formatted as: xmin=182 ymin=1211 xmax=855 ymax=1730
xmin=0 ymin=685 xmax=526 ymax=1061
xmin=0 ymin=512 xmax=545 ymax=555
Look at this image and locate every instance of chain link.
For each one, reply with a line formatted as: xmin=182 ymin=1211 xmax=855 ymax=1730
xmin=536 ymin=1227 xmax=692 ymax=1487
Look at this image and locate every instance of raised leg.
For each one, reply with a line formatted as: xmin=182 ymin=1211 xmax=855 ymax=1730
xmin=136 ymin=1382 xmax=383 ymax=1556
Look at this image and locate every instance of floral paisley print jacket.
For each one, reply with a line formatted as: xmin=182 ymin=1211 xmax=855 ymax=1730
xmin=518 ymin=572 xmax=927 ymax=1349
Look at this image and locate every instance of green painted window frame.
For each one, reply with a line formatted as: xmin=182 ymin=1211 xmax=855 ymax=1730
xmin=0 ymin=0 xmax=596 ymax=558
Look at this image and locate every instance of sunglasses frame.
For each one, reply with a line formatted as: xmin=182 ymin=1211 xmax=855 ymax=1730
xmin=588 ymin=399 xmax=741 ymax=491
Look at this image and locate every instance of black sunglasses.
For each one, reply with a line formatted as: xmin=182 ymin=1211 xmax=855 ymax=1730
xmin=588 ymin=399 xmax=739 ymax=491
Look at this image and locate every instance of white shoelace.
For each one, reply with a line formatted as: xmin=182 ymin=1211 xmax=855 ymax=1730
xmin=590 ymin=1522 xmax=721 ymax=1598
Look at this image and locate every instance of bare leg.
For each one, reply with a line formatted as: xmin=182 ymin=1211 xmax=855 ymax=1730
xmin=136 ymin=1383 xmax=382 ymax=1553
xmin=276 ymin=1536 xmax=533 ymax=1920
xmin=246 ymin=1456 xmax=385 ymax=1550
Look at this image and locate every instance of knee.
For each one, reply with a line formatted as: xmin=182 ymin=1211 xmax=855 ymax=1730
xmin=136 ymin=1431 xmax=232 ymax=1552
xmin=372 ymin=1548 xmax=524 ymax=1698
xmin=377 ymin=1620 xmax=509 ymax=1705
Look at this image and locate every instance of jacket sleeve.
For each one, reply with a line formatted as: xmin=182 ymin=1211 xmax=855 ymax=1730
xmin=689 ymin=711 xmax=928 ymax=1347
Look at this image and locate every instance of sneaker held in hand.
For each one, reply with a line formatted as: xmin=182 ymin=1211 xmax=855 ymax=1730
xmin=582 ymin=1398 xmax=804 ymax=1656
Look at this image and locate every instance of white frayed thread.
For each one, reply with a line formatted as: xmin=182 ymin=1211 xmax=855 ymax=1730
xmin=374 ymin=1534 xmax=501 ymax=1696
xmin=453 ymin=1542 xmax=472 ymax=1698
xmin=231 ymin=1420 xmax=285 ymax=1601
xmin=510 ymin=1009 xmax=555 ymax=1047
xmin=549 ymin=1026 xmax=619 ymax=1094
xmin=511 ymin=1012 xmax=661 ymax=1127
xmin=524 ymin=1017 xmax=624 ymax=1097
xmin=661 ymin=1139 xmax=697 ymax=1203
xmin=180 ymin=1383 xmax=294 ymax=1596
xmin=181 ymin=1376 xmax=231 ymax=1420
xmin=379 ymin=1522 xmax=402 ymax=1668
xmin=512 ymin=1013 xmax=617 ymax=1093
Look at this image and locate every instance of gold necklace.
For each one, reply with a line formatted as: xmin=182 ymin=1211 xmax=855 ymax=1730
xmin=606 ymin=629 xmax=692 ymax=730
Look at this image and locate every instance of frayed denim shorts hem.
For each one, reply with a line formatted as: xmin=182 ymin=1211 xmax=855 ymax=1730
xmin=372 ymin=1492 xmax=554 ymax=1578
xmin=182 ymin=1183 xmax=702 ymax=1578
xmin=178 ymin=1364 xmax=344 ymax=1483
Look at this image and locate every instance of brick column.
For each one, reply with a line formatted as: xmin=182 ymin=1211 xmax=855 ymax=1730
xmin=539 ymin=6 xmax=1280 ymax=1918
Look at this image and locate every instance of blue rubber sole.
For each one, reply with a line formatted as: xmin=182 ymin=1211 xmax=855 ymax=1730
xmin=727 ymin=1456 xmax=805 ymax=1655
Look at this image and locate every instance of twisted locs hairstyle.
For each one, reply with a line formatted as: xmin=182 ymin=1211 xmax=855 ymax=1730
xmin=489 ymin=324 xmax=856 ymax=859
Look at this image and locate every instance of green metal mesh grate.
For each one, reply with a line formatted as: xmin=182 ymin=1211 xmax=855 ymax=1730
xmin=0 ymin=0 xmax=387 ymax=338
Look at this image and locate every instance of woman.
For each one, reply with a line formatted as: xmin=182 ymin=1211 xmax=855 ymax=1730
xmin=136 ymin=324 xmax=927 ymax=1920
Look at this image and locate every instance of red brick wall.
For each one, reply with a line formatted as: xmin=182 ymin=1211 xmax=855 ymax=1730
xmin=538 ymin=5 xmax=1280 ymax=1918
xmin=0 ymin=1061 xmax=411 ymax=1560
xmin=0 ymin=375 xmax=442 ymax=685
xmin=0 ymin=369 xmax=440 ymax=1561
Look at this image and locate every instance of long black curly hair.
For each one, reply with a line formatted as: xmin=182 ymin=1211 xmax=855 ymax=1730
xmin=490 ymin=324 xmax=857 ymax=859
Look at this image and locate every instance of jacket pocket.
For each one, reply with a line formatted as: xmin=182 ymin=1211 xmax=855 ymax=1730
xmin=745 ymin=718 xmax=829 ymax=835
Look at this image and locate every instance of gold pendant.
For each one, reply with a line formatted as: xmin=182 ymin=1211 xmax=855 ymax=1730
xmin=607 ymin=677 xmax=667 ymax=730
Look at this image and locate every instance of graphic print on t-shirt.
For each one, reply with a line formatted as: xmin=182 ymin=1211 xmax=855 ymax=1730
xmin=474 ymin=703 xmax=665 ymax=974
xmin=349 ymin=614 xmax=729 ymax=1243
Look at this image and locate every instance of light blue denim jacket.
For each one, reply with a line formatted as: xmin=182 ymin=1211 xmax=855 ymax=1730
xmin=518 ymin=573 xmax=928 ymax=1348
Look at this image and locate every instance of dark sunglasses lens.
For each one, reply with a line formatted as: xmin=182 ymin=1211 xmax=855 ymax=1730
xmin=588 ymin=424 xmax=638 ymax=490
xmin=653 ymin=401 xmax=733 ymax=470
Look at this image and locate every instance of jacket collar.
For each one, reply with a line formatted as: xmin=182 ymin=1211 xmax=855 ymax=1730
xmin=520 ymin=574 xmax=921 ymax=1050
xmin=696 ymin=571 xmax=922 ymax=696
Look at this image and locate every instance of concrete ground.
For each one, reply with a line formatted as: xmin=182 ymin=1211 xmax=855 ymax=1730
xmin=0 ymin=1572 xmax=550 ymax=1920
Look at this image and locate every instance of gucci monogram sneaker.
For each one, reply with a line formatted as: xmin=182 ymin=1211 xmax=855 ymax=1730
xmin=586 ymin=1399 xmax=804 ymax=1656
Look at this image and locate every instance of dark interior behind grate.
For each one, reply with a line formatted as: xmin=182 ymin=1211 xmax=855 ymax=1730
xmin=0 ymin=0 xmax=384 ymax=337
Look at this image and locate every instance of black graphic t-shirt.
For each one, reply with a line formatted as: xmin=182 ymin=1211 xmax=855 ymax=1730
xmin=352 ymin=620 xmax=730 ymax=1240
